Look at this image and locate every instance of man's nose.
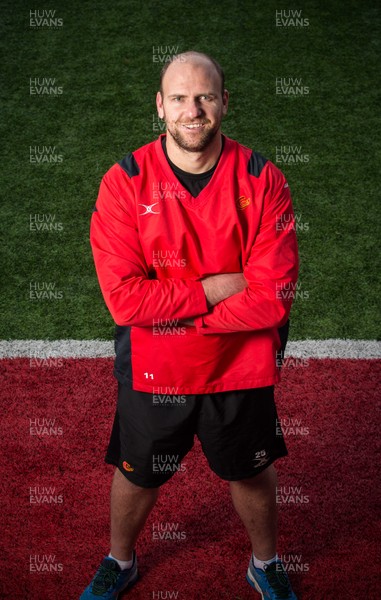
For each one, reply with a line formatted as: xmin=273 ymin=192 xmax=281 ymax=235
xmin=187 ymin=99 xmax=203 ymax=119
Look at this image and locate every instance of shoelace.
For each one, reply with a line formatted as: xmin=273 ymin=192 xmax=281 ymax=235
xmin=264 ymin=562 xmax=292 ymax=599
xmin=92 ymin=561 xmax=120 ymax=596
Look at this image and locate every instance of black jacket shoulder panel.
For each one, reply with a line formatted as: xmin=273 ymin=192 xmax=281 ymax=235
xmin=118 ymin=153 xmax=140 ymax=178
xmin=248 ymin=151 xmax=268 ymax=178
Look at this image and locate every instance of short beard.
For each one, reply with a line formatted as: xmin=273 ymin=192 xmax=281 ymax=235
xmin=165 ymin=121 xmax=221 ymax=152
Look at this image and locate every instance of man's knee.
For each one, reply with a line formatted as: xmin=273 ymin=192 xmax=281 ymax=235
xmin=113 ymin=466 xmax=160 ymax=494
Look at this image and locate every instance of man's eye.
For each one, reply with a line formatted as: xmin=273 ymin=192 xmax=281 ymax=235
xmin=200 ymin=95 xmax=211 ymax=101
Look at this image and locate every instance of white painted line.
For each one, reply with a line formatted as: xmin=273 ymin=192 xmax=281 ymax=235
xmin=286 ymin=339 xmax=381 ymax=359
xmin=0 ymin=339 xmax=380 ymax=359
xmin=0 ymin=340 xmax=114 ymax=358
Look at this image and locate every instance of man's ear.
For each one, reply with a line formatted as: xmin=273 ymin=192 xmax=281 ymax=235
xmin=222 ymin=89 xmax=229 ymax=116
xmin=156 ymin=91 xmax=164 ymax=119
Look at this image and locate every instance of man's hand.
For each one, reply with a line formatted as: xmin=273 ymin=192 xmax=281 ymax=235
xmin=201 ymin=272 xmax=248 ymax=307
xmin=179 ymin=273 xmax=248 ymax=325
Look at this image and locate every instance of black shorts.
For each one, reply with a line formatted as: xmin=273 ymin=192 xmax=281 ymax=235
xmin=105 ymin=382 xmax=288 ymax=488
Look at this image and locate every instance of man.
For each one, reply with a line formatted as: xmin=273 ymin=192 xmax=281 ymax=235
xmin=81 ymin=51 xmax=299 ymax=600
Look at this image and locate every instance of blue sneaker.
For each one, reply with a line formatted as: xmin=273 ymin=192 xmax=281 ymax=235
xmin=246 ymin=555 xmax=297 ymax=599
xmin=80 ymin=551 xmax=138 ymax=599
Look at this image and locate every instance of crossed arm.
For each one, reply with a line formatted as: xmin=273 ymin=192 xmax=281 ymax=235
xmin=181 ymin=273 xmax=248 ymax=326
xmin=91 ymin=166 xmax=298 ymax=334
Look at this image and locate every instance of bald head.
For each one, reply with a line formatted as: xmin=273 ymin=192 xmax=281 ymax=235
xmin=159 ymin=51 xmax=225 ymax=97
xmin=156 ymin=51 xmax=228 ymax=159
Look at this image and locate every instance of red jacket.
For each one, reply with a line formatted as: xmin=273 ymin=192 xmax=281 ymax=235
xmin=90 ymin=134 xmax=299 ymax=393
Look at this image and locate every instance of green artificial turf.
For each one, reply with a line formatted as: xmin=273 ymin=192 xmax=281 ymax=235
xmin=1 ymin=0 xmax=380 ymax=339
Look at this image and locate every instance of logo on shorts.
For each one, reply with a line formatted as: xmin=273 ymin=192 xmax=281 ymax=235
xmin=122 ymin=460 xmax=134 ymax=472
xmin=252 ymin=450 xmax=270 ymax=468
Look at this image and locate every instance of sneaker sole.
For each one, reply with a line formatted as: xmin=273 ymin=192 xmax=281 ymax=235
xmin=116 ymin=569 xmax=139 ymax=598
xmin=246 ymin=569 xmax=266 ymax=599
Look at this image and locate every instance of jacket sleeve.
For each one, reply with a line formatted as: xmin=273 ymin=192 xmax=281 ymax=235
xmin=194 ymin=163 xmax=299 ymax=334
xmin=90 ymin=167 xmax=209 ymax=327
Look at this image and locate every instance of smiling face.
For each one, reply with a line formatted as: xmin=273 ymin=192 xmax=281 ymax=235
xmin=156 ymin=56 xmax=228 ymax=153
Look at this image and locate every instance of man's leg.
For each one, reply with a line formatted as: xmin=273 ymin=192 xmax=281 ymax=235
xmin=110 ymin=467 xmax=159 ymax=561
xmin=229 ymin=464 xmax=278 ymax=560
